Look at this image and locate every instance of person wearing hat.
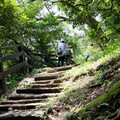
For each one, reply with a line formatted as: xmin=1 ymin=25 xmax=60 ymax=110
xmin=57 ymin=38 xmax=68 ymax=67
xmin=66 ymin=46 xmax=73 ymax=65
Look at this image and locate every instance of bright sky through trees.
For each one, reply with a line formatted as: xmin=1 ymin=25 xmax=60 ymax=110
xmin=40 ymin=4 xmax=85 ymax=36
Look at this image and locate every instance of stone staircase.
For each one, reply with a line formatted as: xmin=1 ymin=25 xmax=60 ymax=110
xmin=0 ymin=65 xmax=73 ymax=120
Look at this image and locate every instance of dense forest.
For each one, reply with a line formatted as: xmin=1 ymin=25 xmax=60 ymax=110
xmin=1 ymin=0 xmax=120 ymax=58
xmin=0 ymin=0 xmax=120 ymax=120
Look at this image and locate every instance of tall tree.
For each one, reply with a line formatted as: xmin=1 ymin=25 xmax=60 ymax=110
xmin=50 ymin=0 xmax=120 ymax=50
xmin=0 ymin=0 xmax=66 ymax=55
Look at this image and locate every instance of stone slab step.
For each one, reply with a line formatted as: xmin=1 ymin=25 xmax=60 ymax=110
xmin=0 ymin=99 xmax=46 ymax=105
xmin=0 ymin=116 xmax=41 ymax=120
xmin=0 ymin=108 xmax=47 ymax=120
xmin=35 ymin=76 xmax=57 ymax=81
xmin=33 ymin=77 xmax=70 ymax=84
xmin=47 ymin=65 xmax=73 ymax=73
xmin=32 ymin=79 xmax=62 ymax=84
xmin=8 ymin=93 xmax=59 ymax=100
xmin=16 ymin=87 xmax=63 ymax=94
xmin=35 ymin=71 xmax=64 ymax=81
xmin=31 ymin=83 xmax=60 ymax=88
xmin=0 ymin=103 xmax=48 ymax=111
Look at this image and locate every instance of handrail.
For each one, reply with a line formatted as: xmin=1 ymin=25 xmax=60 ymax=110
xmin=1 ymin=45 xmax=22 ymax=49
xmin=0 ymin=51 xmax=24 ymax=63
xmin=29 ymin=52 xmax=48 ymax=56
xmin=0 ymin=44 xmax=58 ymax=95
xmin=22 ymin=45 xmax=31 ymax=54
xmin=30 ymin=52 xmax=57 ymax=57
xmin=0 ymin=62 xmax=25 ymax=80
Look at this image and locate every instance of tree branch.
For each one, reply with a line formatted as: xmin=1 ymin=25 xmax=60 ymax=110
xmin=35 ymin=16 xmax=69 ymax=22
xmin=45 ymin=4 xmax=52 ymax=14
xmin=52 ymin=0 xmax=93 ymax=8
xmin=57 ymin=16 xmax=69 ymax=21
xmin=75 ymin=0 xmax=93 ymax=7
xmin=52 ymin=1 xmax=76 ymax=9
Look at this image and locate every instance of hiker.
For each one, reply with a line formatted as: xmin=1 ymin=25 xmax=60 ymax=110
xmin=66 ymin=46 xmax=73 ymax=65
xmin=57 ymin=38 xmax=68 ymax=67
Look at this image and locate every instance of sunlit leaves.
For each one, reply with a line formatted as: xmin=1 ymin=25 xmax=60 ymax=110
xmin=104 ymin=0 xmax=110 ymax=3
xmin=23 ymin=0 xmax=44 ymax=18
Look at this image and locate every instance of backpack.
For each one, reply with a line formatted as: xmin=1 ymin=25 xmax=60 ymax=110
xmin=57 ymin=47 xmax=63 ymax=56
xmin=66 ymin=49 xmax=71 ymax=56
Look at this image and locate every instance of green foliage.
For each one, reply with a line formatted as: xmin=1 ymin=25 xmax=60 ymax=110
xmin=0 ymin=0 xmax=66 ymax=55
xmin=0 ymin=0 xmax=26 ymax=46
xmin=1 ymin=0 xmax=120 ymax=103
xmin=5 ymin=70 xmax=28 ymax=89
xmin=103 ymin=40 xmax=120 ymax=55
xmin=102 ymin=80 xmax=110 ymax=87
xmin=1 ymin=0 xmax=120 ymax=61
xmin=52 ymin=0 xmax=120 ymax=52
xmin=98 ymin=103 xmax=109 ymax=109
xmin=0 ymin=96 xmax=8 ymax=102
xmin=94 ymin=116 xmax=106 ymax=120
xmin=64 ymin=114 xmax=78 ymax=120
xmin=64 ymin=105 xmax=72 ymax=109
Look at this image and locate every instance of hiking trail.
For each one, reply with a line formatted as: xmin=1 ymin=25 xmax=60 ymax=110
xmin=0 ymin=65 xmax=73 ymax=120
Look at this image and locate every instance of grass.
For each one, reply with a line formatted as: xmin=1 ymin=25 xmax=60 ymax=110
xmin=46 ymin=45 xmax=120 ymax=119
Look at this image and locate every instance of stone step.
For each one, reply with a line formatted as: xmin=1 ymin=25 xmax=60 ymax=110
xmin=33 ymin=77 xmax=70 ymax=84
xmin=0 ymin=65 xmax=73 ymax=120
xmin=47 ymin=65 xmax=73 ymax=73
xmin=35 ymin=76 xmax=57 ymax=81
xmin=0 ymin=108 xmax=47 ymax=120
xmin=32 ymin=79 xmax=62 ymax=84
xmin=8 ymin=93 xmax=58 ymax=100
xmin=0 ymin=102 xmax=48 ymax=111
xmin=16 ymin=88 xmax=63 ymax=94
xmin=0 ymin=99 xmax=46 ymax=105
xmin=0 ymin=115 xmax=41 ymax=120
xmin=35 ymin=71 xmax=64 ymax=81
xmin=31 ymin=83 xmax=60 ymax=88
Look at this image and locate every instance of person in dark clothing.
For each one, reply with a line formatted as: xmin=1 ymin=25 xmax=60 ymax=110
xmin=57 ymin=38 xmax=68 ymax=67
xmin=57 ymin=55 xmax=65 ymax=67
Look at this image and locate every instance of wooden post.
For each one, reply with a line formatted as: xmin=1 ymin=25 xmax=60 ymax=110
xmin=18 ymin=45 xmax=25 ymax=73
xmin=0 ymin=48 xmax=6 ymax=96
xmin=44 ymin=55 xmax=48 ymax=62
xmin=28 ymin=53 xmax=33 ymax=72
